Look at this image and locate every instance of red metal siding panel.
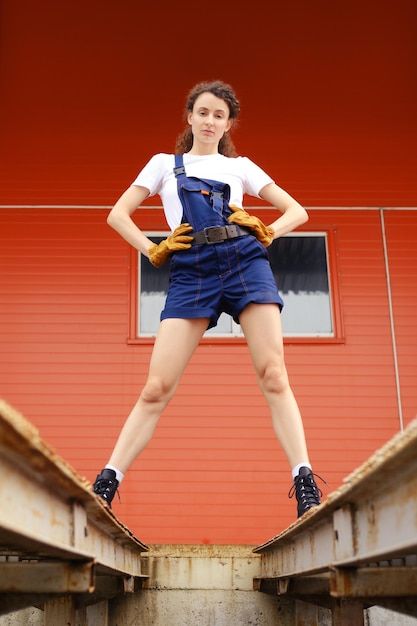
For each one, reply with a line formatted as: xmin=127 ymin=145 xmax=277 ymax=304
xmin=1 ymin=208 xmax=413 ymax=544
xmin=1 ymin=2 xmax=416 ymax=207
xmin=1 ymin=0 xmax=416 ymax=547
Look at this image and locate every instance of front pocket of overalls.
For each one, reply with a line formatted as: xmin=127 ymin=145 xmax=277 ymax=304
xmin=235 ymin=232 xmax=269 ymax=262
xmin=169 ymin=247 xmax=202 ymax=282
xmin=179 ymin=178 xmax=231 ymax=224
xmin=180 ymin=180 xmax=216 ymax=197
xmin=179 ymin=181 xmax=214 ymax=208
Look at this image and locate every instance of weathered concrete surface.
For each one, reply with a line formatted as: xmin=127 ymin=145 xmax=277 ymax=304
xmin=142 ymin=544 xmax=262 ymax=591
xmin=109 ymin=589 xmax=287 ymax=626
xmin=1 ymin=544 xmax=416 ymax=625
xmin=108 ymin=544 xmax=287 ymax=625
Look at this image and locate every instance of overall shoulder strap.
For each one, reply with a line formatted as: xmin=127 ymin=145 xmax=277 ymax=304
xmin=173 ymin=154 xmax=230 ymax=218
xmin=173 ymin=154 xmax=186 ymax=178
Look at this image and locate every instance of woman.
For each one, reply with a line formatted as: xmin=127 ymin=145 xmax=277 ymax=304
xmin=93 ymin=80 xmax=323 ymax=519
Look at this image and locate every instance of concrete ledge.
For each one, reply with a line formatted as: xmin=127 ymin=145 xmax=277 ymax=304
xmin=142 ymin=544 xmax=261 ymax=591
xmin=113 ymin=544 xmax=288 ymax=626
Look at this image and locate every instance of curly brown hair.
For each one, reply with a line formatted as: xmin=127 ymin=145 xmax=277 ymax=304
xmin=175 ymin=80 xmax=240 ymax=157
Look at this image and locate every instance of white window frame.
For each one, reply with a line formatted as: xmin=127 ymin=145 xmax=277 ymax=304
xmin=136 ymin=230 xmax=339 ymax=341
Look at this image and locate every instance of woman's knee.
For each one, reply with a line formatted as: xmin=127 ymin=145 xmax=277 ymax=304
xmin=141 ymin=376 xmax=175 ymax=405
xmin=259 ymin=362 xmax=289 ymax=395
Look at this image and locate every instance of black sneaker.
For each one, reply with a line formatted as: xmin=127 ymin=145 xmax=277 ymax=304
xmin=93 ymin=468 xmax=119 ymax=507
xmin=289 ymin=466 xmax=324 ymax=518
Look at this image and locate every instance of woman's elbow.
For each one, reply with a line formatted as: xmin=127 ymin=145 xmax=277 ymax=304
xmin=299 ymin=206 xmax=309 ymax=225
xmin=107 ymin=207 xmax=120 ymax=229
xmin=107 ymin=213 xmax=115 ymax=229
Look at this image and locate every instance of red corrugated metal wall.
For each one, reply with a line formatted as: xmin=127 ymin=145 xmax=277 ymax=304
xmin=1 ymin=0 xmax=417 ymax=544
xmin=1 ymin=1 xmax=417 ymax=207
xmin=1 ymin=207 xmax=415 ymax=543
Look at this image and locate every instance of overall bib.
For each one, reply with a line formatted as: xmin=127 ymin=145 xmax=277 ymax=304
xmin=160 ymin=155 xmax=283 ymax=329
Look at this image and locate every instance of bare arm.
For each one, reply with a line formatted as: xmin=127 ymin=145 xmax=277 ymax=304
xmin=259 ymin=182 xmax=308 ymax=239
xmin=107 ymin=185 xmax=155 ymax=257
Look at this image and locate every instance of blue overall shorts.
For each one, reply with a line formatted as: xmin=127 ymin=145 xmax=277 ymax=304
xmin=160 ymin=155 xmax=284 ymax=329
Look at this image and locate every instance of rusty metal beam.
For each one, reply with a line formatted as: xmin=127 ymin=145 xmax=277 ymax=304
xmin=332 ymin=599 xmax=365 ymax=626
xmin=0 ymin=399 xmax=148 ymax=615
xmin=253 ymin=416 xmax=417 ymax=620
xmin=0 ymin=561 xmax=95 ymax=593
xmin=330 ymin=566 xmax=417 ymax=598
xmin=254 ymin=575 xmax=330 ymax=598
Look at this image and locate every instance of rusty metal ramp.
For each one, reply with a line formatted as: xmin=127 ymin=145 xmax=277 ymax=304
xmin=253 ymin=417 xmax=417 ymax=624
xmin=0 ymin=399 xmax=148 ymax=618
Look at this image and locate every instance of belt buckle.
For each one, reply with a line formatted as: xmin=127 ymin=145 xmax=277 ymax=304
xmin=204 ymin=226 xmax=225 ymax=244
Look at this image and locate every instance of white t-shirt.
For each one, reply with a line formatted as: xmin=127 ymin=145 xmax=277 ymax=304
xmin=132 ymin=153 xmax=274 ymax=231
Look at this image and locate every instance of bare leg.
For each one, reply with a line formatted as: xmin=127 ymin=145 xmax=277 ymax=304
xmin=239 ymin=303 xmax=310 ymax=468
xmin=108 ymin=317 xmax=209 ymax=473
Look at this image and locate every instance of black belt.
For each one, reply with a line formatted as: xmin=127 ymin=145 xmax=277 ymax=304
xmin=191 ymin=225 xmax=252 ymax=245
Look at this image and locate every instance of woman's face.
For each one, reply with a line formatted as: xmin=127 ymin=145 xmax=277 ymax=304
xmin=187 ymin=92 xmax=232 ymax=152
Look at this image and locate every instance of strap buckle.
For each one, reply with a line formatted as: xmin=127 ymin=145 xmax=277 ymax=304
xmin=209 ymin=190 xmax=224 ymax=203
xmin=203 ymin=226 xmax=228 ymax=244
xmin=173 ymin=165 xmax=186 ymax=177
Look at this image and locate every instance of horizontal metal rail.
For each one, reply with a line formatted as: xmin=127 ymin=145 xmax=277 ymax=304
xmin=0 ymin=399 xmax=148 ymax=616
xmin=253 ymin=417 xmax=417 ymax=623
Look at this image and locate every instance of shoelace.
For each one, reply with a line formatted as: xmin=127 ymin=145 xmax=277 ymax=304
xmin=288 ymin=472 xmax=327 ymax=505
xmin=94 ymin=477 xmax=121 ymax=503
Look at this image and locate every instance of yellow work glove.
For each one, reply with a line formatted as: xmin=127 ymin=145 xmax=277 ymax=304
xmin=227 ymin=204 xmax=275 ymax=247
xmin=148 ymin=223 xmax=194 ymax=268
